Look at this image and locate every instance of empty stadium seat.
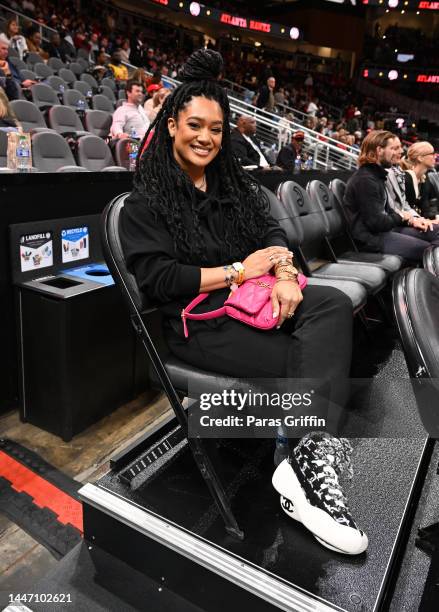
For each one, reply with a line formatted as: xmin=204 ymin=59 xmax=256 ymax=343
xmin=69 ymin=62 xmax=84 ymax=77
xmin=101 ymin=77 xmax=116 ymax=92
xmin=113 ymin=137 xmax=137 ymax=169
xmin=84 ymin=110 xmax=112 ymax=139
xmin=31 ymin=131 xmax=86 ymax=172
xmin=47 ymin=57 xmax=65 ymax=72
xmin=47 ymin=75 xmax=68 ymax=93
xmin=76 ymin=134 xmax=122 ymax=171
xmin=10 ymin=100 xmax=54 ymax=133
xmin=0 ymin=130 xmax=8 ymax=166
xmin=31 ymin=83 xmax=59 ymax=109
xmin=47 ymin=105 xmax=89 ymax=136
xmin=26 ymin=52 xmax=44 ymax=66
xmin=118 ymin=90 xmax=127 ymax=101
xmin=74 ymin=80 xmax=92 ymax=97
xmin=308 ymin=180 xmax=403 ymax=273
xmin=100 ymin=85 xmax=116 ymax=104
xmin=277 ymin=181 xmax=387 ymax=295
xmin=80 ymin=73 xmax=99 ymax=90
xmin=63 ymin=89 xmax=89 ymax=110
xmin=77 ymin=58 xmax=90 ymax=71
xmin=34 ymin=63 xmax=54 ymax=79
xmin=92 ymin=94 xmax=114 ymax=113
xmin=9 ymin=57 xmax=26 ymax=71
xmin=21 ymin=68 xmax=37 ymax=81
xmin=58 ymin=68 xmax=76 ymax=86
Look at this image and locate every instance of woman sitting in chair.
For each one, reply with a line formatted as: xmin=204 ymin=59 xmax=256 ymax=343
xmin=120 ymin=49 xmax=367 ymax=556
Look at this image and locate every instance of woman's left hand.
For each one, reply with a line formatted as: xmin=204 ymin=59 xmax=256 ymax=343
xmin=271 ymin=281 xmax=303 ymax=329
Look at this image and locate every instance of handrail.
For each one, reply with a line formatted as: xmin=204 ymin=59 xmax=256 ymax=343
xmin=0 ymin=2 xmax=57 ymax=41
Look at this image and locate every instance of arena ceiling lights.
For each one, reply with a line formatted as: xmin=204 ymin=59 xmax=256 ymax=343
xmin=149 ymin=0 xmax=302 ymax=39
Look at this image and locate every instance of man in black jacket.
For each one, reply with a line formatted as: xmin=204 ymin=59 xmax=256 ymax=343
xmin=276 ymin=131 xmax=304 ymax=171
xmin=230 ymin=115 xmax=270 ymax=168
xmin=344 ymin=130 xmax=433 ymax=262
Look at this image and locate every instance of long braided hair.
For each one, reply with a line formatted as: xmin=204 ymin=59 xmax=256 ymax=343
xmin=134 ymin=48 xmax=270 ymax=264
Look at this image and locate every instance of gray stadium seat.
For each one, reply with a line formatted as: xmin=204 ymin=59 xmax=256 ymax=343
xmin=92 ymin=94 xmax=114 ymax=113
xmin=423 ymin=245 xmax=439 ymax=277
xmin=118 ymin=90 xmax=127 ymax=100
xmin=9 ymin=57 xmax=26 ymax=71
xmin=48 ymin=57 xmax=65 ymax=72
xmin=77 ymin=58 xmax=90 ymax=71
xmin=77 ymin=48 xmax=90 ymax=61
xmin=20 ymin=69 xmax=37 ymax=81
xmin=0 ymin=130 xmax=8 ymax=166
xmin=101 ymin=77 xmax=116 ymax=91
xmin=100 ymin=85 xmax=116 ymax=104
xmin=76 ymin=134 xmax=122 ymax=171
xmin=47 ymin=105 xmax=89 ymax=136
xmin=63 ymin=89 xmax=89 ymax=110
xmin=34 ymin=63 xmax=54 ymax=79
xmin=46 ymin=75 xmax=67 ymax=93
xmin=113 ymin=137 xmax=137 ymax=169
xmin=26 ymin=52 xmax=44 ymax=66
xmin=74 ymin=80 xmax=92 ymax=97
xmin=69 ymin=62 xmax=84 ymax=77
xmin=80 ymin=73 xmax=98 ymax=90
xmin=31 ymin=83 xmax=59 ymax=109
xmin=83 ymin=110 xmax=112 ymax=139
xmin=32 ymin=131 xmax=82 ymax=172
xmin=10 ymin=100 xmax=54 ymax=133
xmin=58 ymin=68 xmax=76 ymax=86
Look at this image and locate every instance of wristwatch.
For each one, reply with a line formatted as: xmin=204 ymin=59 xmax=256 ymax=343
xmin=232 ymin=262 xmax=245 ymax=285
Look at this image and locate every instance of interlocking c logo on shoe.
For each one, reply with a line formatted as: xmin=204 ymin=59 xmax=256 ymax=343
xmin=282 ymin=497 xmax=295 ymax=513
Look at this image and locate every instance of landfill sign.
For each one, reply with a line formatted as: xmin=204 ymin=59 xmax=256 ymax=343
xmin=20 ymin=231 xmax=53 ymax=272
xmin=61 ymin=227 xmax=89 ymax=263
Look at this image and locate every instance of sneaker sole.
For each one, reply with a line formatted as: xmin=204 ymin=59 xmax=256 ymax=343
xmin=273 ymin=459 xmax=368 ymax=555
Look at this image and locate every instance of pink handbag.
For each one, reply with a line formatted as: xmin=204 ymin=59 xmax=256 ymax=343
xmin=181 ymin=273 xmax=308 ymax=338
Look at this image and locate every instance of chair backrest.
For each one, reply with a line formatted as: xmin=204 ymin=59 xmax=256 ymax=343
xmin=47 ymin=57 xmax=65 ymax=72
xmin=101 ymin=77 xmax=116 ymax=92
xmin=277 ymin=180 xmax=328 ymax=260
xmin=10 ymin=100 xmax=47 ymax=131
xmin=34 ymin=62 xmax=53 ymax=78
xmin=81 ymin=73 xmax=98 ymax=89
xmin=74 ymin=80 xmax=91 ymax=96
xmin=423 ymin=245 xmax=439 ymax=277
xmin=58 ymin=68 xmax=76 ymax=85
xmin=9 ymin=57 xmax=26 ymax=71
xmin=100 ymin=85 xmax=116 ymax=103
xmin=69 ymin=62 xmax=83 ymax=77
xmin=20 ymin=68 xmax=37 ymax=81
xmin=427 ymin=171 xmax=439 ymax=199
xmin=114 ymin=138 xmax=136 ymax=169
xmin=92 ymin=94 xmax=114 ymax=113
xmin=331 ymin=178 xmax=347 ymax=210
xmin=393 ymin=268 xmax=439 ymax=436
xmin=31 ymin=131 xmax=76 ymax=171
xmin=0 ymin=130 xmax=8 ymax=167
xmin=47 ymin=105 xmax=84 ymax=133
xmin=84 ymin=109 xmax=112 ymax=138
xmin=31 ymin=83 xmax=59 ymax=108
xmin=26 ymin=52 xmax=44 ymax=66
xmin=308 ymin=179 xmax=346 ymax=238
xmin=262 ymin=185 xmax=302 ymax=252
xmin=118 ymin=89 xmax=127 ymax=101
xmin=63 ymin=89 xmax=89 ymax=110
xmin=47 ymin=75 xmax=67 ymax=93
xmin=77 ymin=58 xmax=90 ymax=71
xmin=77 ymin=48 xmax=90 ymax=60
xmin=77 ymin=134 xmax=114 ymax=171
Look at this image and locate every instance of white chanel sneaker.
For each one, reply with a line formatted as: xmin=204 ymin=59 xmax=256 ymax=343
xmin=272 ymin=434 xmax=368 ymax=555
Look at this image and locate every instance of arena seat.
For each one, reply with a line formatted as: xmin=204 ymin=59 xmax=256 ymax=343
xmin=393 ymin=268 xmax=439 ymax=437
xmin=101 ymin=77 xmax=117 ymax=92
xmin=113 ymin=137 xmax=136 ymax=169
xmin=69 ymin=62 xmax=84 ymax=77
xmin=423 ymin=245 xmax=439 ymax=277
xmin=10 ymin=100 xmax=54 ymax=133
xmin=77 ymin=58 xmax=90 ymax=71
xmin=77 ymin=48 xmax=90 ymax=61
xmin=47 ymin=57 xmax=65 ymax=72
xmin=74 ymin=80 xmax=92 ymax=97
xmin=63 ymin=89 xmax=89 ymax=110
xmin=46 ymin=75 xmax=67 ymax=93
xmin=32 ymin=131 xmax=85 ymax=172
xmin=26 ymin=52 xmax=44 ymax=66
xmin=47 ymin=105 xmax=89 ymax=137
xmin=101 ymin=192 xmax=245 ymax=540
xmin=308 ymin=180 xmax=403 ymax=273
xmin=31 ymin=83 xmax=59 ymax=110
xmin=58 ymin=68 xmax=76 ymax=87
xmin=100 ymin=85 xmax=116 ymax=104
xmin=20 ymin=68 xmax=37 ymax=82
xmin=34 ymin=63 xmax=54 ymax=79
xmin=77 ymin=134 xmax=122 ymax=171
xmin=0 ymin=130 xmax=7 ymax=166
xmin=277 ymin=181 xmax=387 ymax=294
xmin=92 ymin=94 xmax=114 ymax=113
xmin=84 ymin=109 xmax=112 ymax=139
xmin=80 ymin=73 xmax=99 ymax=90
xmin=9 ymin=56 xmax=26 ymax=71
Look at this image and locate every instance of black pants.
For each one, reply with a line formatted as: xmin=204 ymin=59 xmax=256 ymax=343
xmin=166 ymin=286 xmax=353 ymax=435
xmin=382 ymin=225 xmax=439 ymax=262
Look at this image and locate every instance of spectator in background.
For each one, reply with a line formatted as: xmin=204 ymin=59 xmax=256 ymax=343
xmin=144 ymin=85 xmax=170 ymax=122
xmin=230 ymin=114 xmax=270 ymax=168
xmin=0 ymin=19 xmax=28 ymax=60
xmin=88 ymin=32 xmax=100 ymax=62
xmin=306 ymin=97 xmax=319 ymax=117
xmin=255 ymin=76 xmax=276 ymax=113
xmin=45 ymin=32 xmax=67 ymax=62
xmin=400 ymin=141 xmax=439 ymax=219
xmin=131 ymin=67 xmax=149 ymax=91
xmin=119 ymin=39 xmax=131 ymax=63
xmin=108 ymin=50 xmax=129 ymax=82
xmin=130 ymin=29 xmax=144 ymax=66
xmin=26 ymin=27 xmax=49 ymax=60
xmin=0 ymin=40 xmax=36 ymax=100
xmin=276 ymin=131 xmax=304 ymax=171
xmin=0 ymin=87 xmax=21 ymax=128
xmin=92 ymin=50 xmax=113 ymax=80
xmin=111 ymin=80 xmax=150 ymax=139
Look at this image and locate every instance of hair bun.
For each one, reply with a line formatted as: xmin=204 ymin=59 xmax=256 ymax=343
xmin=179 ymin=49 xmax=223 ymax=83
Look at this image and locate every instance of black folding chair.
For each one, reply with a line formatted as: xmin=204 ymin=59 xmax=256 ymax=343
xmin=101 ymin=193 xmax=244 ymax=539
xmin=423 ymin=245 xmax=439 ymax=277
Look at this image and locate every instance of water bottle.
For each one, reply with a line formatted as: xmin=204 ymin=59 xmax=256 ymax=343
xmin=16 ymin=135 xmax=31 ymax=173
xmin=77 ymin=98 xmax=86 ymax=112
xmin=87 ymin=89 xmax=93 ymax=98
xmin=294 ymin=157 xmax=301 ymax=174
xmin=305 ymin=157 xmax=313 ymax=171
xmin=59 ymin=83 xmax=65 ymax=93
xmin=128 ymin=128 xmax=139 ymax=171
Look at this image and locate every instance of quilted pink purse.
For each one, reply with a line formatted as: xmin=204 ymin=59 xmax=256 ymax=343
xmin=181 ymin=273 xmax=307 ymax=338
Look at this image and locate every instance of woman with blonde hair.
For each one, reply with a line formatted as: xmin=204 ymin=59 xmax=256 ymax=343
xmin=0 ymin=88 xmax=20 ymax=129
xmin=400 ymin=141 xmax=438 ymax=218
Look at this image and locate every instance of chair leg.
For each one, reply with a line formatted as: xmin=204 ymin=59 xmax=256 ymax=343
xmin=375 ymin=293 xmax=394 ymax=327
xmin=189 ymin=436 xmax=244 ymax=540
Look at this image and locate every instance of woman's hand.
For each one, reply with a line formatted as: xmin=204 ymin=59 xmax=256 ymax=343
xmin=271 ymin=280 xmax=303 ymax=328
xmin=242 ymin=246 xmax=293 ymax=279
